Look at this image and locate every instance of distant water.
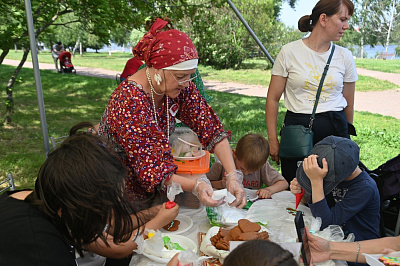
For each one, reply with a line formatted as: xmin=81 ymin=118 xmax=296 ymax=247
xmin=89 ymin=43 xmax=398 ymax=59
xmin=358 ymin=44 xmax=398 ymax=59
xmin=87 ymin=44 xmax=131 ymax=53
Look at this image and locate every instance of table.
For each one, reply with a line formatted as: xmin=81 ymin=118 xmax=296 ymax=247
xmin=130 ymin=191 xmax=312 ymax=265
xmin=130 ymin=191 xmax=348 ymax=265
xmin=130 ymin=204 xmax=212 ymax=265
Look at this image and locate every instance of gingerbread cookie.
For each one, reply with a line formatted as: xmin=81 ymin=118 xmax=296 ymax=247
xmin=229 ymin=226 xmax=243 ymax=240
xmin=238 ymin=231 xmax=259 ymax=241
xmin=163 ymin=220 xmax=180 ymax=231
xmin=210 ymin=219 xmax=270 ymax=251
xmin=238 ymin=219 xmax=261 ymax=233
xmin=379 ymin=256 xmax=400 ymax=266
xmin=215 ymin=239 xmax=230 ymax=250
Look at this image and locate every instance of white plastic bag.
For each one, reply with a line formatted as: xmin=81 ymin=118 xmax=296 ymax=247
xmin=167 ymin=182 xmax=183 ymax=202
xmin=206 ymin=202 xmax=247 ymax=226
xmin=310 ymin=216 xmax=355 ymax=266
xmin=135 ymin=230 xmax=164 ymax=257
xmin=170 ymin=130 xmax=202 ymax=158
xmin=177 ymin=249 xmax=211 ymax=266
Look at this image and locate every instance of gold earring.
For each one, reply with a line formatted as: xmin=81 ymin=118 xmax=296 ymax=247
xmin=154 ymin=73 xmax=162 ymax=85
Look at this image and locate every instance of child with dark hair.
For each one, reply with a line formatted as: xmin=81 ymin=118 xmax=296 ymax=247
xmin=207 ymin=133 xmax=288 ymax=199
xmin=0 ymin=122 xmax=178 ymax=265
xmin=222 ymin=239 xmax=298 ymax=266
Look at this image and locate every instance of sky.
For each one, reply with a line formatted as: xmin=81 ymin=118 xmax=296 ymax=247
xmin=279 ymin=0 xmax=318 ymax=28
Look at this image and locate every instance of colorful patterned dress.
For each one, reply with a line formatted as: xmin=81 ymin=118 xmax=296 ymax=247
xmin=98 ymin=80 xmax=229 ymax=201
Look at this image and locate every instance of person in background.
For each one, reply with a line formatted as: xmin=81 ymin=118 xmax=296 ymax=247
xmin=98 ymin=18 xmax=246 ymax=209
xmin=0 ymin=122 xmax=178 ymax=265
xmin=290 ymin=136 xmax=380 ymax=265
xmin=306 ymin=228 xmax=400 ymax=264
xmin=207 ymin=133 xmax=288 ymax=199
xmin=265 ymin=0 xmax=357 ymax=185
xmin=52 ymin=41 xmax=65 ymax=73
xmin=119 ymin=57 xmax=143 ymax=84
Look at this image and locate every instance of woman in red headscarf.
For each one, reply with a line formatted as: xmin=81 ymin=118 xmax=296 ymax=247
xmin=99 ymin=19 xmax=246 ymax=209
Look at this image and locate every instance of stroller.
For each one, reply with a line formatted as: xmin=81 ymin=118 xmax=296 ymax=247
xmin=359 ymin=154 xmax=400 ymax=236
xmin=58 ymin=51 xmax=76 ymax=74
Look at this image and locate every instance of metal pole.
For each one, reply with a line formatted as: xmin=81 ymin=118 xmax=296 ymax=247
xmin=226 ymin=0 xmax=274 ymax=65
xmin=24 ymin=0 xmax=50 ymax=156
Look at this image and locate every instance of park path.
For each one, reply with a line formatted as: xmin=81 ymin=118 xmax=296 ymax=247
xmin=3 ymin=58 xmax=400 ymax=120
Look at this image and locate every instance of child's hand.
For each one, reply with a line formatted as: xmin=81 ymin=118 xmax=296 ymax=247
xmin=303 ymin=155 xmax=328 ymax=184
xmin=166 ymin=253 xmax=180 ymax=266
xmin=221 ymin=175 xmax=227 ymax=188
xmin=139 ymin=204 xmax=162 ymax=223
xmin=256 ymin=188 xmax=272 ymax=199
xmin=154 ymin=202 xmax=179 ymax=228
xmin=290 ymin=178 xmax=302 ymax=195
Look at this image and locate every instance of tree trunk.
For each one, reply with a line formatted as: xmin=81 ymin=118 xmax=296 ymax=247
xmin=360 ymin=33 xmax=364 ymax=59
xmin=385 ymin=0 xmax=396 ymax=53
xmin=0 ymin=49 xmax=10 ymax=66
xmin=72 ymin=36 xmax=81 ymax=57
xmin=4 ymin=48 xmax=30 ymax=123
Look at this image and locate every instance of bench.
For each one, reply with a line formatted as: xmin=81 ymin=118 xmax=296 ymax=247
xmin=376 ymin=53 xmax=396 ymax=60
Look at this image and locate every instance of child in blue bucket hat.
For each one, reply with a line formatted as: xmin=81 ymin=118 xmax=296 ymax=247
xmin=291 ymin=136 xmax=380 ymax=246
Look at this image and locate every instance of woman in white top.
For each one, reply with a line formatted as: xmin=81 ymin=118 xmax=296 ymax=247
xmin=266 ymin=0 xmax=358 ymax=186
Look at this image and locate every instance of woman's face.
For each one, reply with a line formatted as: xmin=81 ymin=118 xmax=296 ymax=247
xmin=162 ymin=68 xmax=197 ymax=98
xmin=325 ymin=4 xmax=351 ymax=41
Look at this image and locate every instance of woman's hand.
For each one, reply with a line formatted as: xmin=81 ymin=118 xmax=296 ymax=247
xmin=269 ymin=138 xmax=280 ymax=164
xmin=265 ymin=75 xmax=286 ymax=164
xmin=382 ymin=248 xmax=396 ymax=254
xmin=290 ymin=178 xmax=302 ymax=195
xmin=192 ymin=175 xmax=221 ymax=207
xmin=226 ymin=170 xmax=246 ymax=208
xmin=306 ymin=227 xmax=331 ymax=263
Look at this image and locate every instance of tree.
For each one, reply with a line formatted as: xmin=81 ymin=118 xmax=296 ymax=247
xmin=178 ymin=0 xmax=279 ymax=69
xmin=0 ymin=0 xmax=198 ymax=123
xmin=110 ymin=26 xmax=133 ymax=52
xmin=178 ymin=0 xmax=301 ymax=69
xmin=351 ymin=0 xmax=400 ymax=58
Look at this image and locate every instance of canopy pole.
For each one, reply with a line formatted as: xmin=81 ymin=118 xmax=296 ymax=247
xmin=226 ymin=0 xmax=274 ymax=65
xmin=24 ymin=0 xmax=50 ymax=156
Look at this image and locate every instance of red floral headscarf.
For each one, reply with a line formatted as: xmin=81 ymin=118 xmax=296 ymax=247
xmin=133 ymin=19 xmax=198 ymax=69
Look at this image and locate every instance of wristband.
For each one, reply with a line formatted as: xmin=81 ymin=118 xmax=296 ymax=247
xmin=355 ymin=241 xmax=361 ymax=263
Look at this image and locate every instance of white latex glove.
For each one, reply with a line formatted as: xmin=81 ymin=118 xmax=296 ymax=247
xmin=192 ymin=175 xmax=221 ymax=207
xmin=225 ymin=170 xmax=247 ymax=208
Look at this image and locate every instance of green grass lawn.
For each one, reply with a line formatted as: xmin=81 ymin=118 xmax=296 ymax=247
xmin=0 ymin=64 xmax=399 ymax=190
xmin=5 ymin=50 xmax=132 ymax=72
xmin=4 ymin=51 xmax=399 ymax=91
xmin=355 ymin=58 xmax=400 ymax=74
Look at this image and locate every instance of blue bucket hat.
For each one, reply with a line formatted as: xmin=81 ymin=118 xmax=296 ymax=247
xmin=296 ymin=136 xmax=360 ymax=195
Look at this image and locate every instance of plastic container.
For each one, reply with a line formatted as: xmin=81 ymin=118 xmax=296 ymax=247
xmin=170 ymin=127 xmax=203 ymax=159
xmin=175 ymin=151 xmax=210 ymax=209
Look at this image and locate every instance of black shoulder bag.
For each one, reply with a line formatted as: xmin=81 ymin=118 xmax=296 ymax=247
xmin=279 ymin=44 xmax=335 ymax=159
